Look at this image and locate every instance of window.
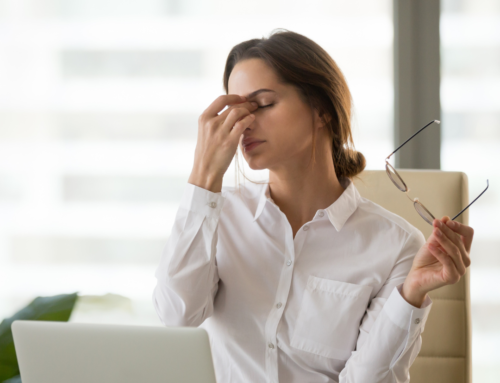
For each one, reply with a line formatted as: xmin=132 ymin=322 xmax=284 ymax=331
xmin=0 ymin=1 xmax=393 ymax=324
xmin=441 ymin=0 xmax=500 ymax=381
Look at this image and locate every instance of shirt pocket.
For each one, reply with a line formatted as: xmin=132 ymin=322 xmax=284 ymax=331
xmin=290 ymin=275 xmax=373 ymax=360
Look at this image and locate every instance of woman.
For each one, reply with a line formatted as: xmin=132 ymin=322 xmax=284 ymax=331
xmin=153 ymin=30 xmax=473 ymax=383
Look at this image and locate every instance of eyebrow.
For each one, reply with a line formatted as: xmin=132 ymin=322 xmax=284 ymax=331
xmin=245 ymin=88 xmax=276 ymax=100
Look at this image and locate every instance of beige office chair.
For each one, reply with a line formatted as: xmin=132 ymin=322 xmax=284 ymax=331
xmin=353 ymin=170 xmax=472 ymax=383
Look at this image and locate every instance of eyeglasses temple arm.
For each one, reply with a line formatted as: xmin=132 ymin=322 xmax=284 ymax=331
xmin=451 ymin=179 xmax=489 ymax=221
xmin=386 ymin=120 xmax=441 ymax=160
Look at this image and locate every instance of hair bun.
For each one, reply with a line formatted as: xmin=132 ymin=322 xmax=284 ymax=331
xmin=336 ymin=148 xmax=366 ymax=180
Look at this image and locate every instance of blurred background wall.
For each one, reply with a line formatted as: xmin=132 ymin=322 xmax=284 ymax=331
xmin=0 ymin=0 xmax=497 ymax=381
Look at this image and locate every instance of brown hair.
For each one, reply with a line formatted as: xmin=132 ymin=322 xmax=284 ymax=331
xmin=223 ymin=28 xmax=366 ymax=190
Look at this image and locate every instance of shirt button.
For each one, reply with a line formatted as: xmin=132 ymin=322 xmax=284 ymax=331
xmin=303 ymin=225 xmax=309 ymax=231
xmin=318 ymin=211 xmax=325 ymax=217
xmin=286 ymin=260 xmax=292 ymax=266
xmin=207 ymin=202 xmax=217 ymax=208
xmin=415 ymin=318 xmax=421 ymax=324
xmin=268 ymin=342 xmax=275 ymax=349
xmin=276 ymin=302 xmax=282 ymax=309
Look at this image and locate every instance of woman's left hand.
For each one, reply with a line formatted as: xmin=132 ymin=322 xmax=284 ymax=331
xmin=401 ymin=216 xmax=474 ymax=307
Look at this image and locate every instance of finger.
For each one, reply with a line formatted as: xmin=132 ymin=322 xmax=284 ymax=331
xmin=427 ymin=226 xmax=446 ymax=252
xmin=441 ymin=215 xmax=451 ymax=223
xmin=221 ymin=106 xmax=256 ymax=132
xmin=229 ymin=114 xmax=255 ymax=141
xmin=202 ymin=94 xmax=247 ymax=118
xmin=445 ymin=219 xmax=474 ymax=253
xmin=433 ymin=227 xmax=466 ymax=275
xmin=434 ymin=219 xmax=470 ymax=268
xmin=218 ymin=101 xmax=259 ymax=122
xmin=434 ymin=227 xmax=467 ymax=276
xmin=428 ymin=243 xmax=461 ymax=285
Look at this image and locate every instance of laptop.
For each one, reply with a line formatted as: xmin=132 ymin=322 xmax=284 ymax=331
xmin=12 ymin=320 xmax=217 ymax=383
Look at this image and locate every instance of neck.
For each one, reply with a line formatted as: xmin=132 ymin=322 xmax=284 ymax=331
xmin=268 ymin=144 xmax=346 ymax=233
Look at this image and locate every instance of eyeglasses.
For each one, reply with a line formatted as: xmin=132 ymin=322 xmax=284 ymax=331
xmin=386 ymin=120 xmax=489 ymax=225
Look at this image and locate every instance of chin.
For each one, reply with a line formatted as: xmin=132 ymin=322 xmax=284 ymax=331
xmin=244 ymin=156 xmax=268 ymax=171
xmin=248 ymin=163 xmax=267 ymax=171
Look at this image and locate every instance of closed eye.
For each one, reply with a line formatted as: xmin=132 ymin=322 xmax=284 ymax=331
xmin=258 ymin=104 xmax=274 ymax=109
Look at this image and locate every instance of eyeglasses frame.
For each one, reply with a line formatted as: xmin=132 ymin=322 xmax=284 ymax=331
xmin=385 ymin=120 xmax=489 ymax=225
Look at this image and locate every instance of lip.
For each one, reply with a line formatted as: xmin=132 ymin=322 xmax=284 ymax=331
xmin=242 ymin=137 xmax=265 ymax=152
xmin=243 ymin=141 xmax=264 ymax=152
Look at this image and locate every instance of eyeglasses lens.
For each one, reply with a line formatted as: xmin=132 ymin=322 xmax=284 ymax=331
xmin=385 ymin=164 xmax=407 ymax=192
xmin=414 ymin=201 xmax=435 ymax=225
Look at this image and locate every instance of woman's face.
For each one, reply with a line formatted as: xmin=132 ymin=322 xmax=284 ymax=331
xmin=228 ymin=58 xmax=324 ymax=172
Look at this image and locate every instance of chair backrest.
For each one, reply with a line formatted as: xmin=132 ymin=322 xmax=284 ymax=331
xmin=352 ymin=169 xmax=471 ymax=383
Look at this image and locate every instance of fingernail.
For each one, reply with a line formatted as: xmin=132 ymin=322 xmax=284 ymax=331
xmin=436 ymin=220 xmax=442 ymax=228
xmin=251 ymin=102 xmax=258 ymax=107
xmin=436 ymin=228 xmax=442 ymax=236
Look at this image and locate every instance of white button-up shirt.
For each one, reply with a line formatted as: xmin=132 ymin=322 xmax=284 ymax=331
xmin=153 ymin=176 xmax=433 ymax=383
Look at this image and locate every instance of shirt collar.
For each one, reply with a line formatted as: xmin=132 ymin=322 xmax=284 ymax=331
xmin=252 ymin=176 xmax=361 ymax=232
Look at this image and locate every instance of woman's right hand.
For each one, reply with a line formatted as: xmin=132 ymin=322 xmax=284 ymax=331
xmin=188 ymin=94 xmax=259 ymax=192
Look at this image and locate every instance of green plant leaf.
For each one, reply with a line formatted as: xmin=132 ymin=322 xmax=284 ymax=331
xmin=0 ymin=293 xmax=78 ymax=382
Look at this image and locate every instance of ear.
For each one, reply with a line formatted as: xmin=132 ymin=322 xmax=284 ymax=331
xmin=313 ymin=108 xmax=332 ymax=129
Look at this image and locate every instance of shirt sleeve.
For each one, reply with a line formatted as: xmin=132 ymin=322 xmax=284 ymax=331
xmin=338 ymin=228 xmax=434 ymax=383
xmin=152 ymin=182 xmax=226 ymax=327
